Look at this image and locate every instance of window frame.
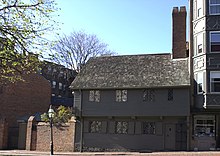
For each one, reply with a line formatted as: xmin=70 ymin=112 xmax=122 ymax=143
xmin=143 ymin=89 xmax=155 ymax=102
xmin=210 ymin=71 xmax=220 ymax=93
xmin=197 ymin=72 xmax=204 ymax=94
xmin=142 ymin=122 xmax=156 ymax=135
xmin=116 ymin=90 xmax=127 ymax=102
xmin=168 ymin=89 xmax=174 ymax=101
xmin=210 ymin=31 xmax=220 ymax=53
xmin=89 ymin=90 xmax=100 ymax=102
xmin=209 ymin=0 xmax=220 ymax=15
xmin=115 ymin=121 xmax=128 ymax=134
xmin=89 ymin=121 xmax=102 ymax=133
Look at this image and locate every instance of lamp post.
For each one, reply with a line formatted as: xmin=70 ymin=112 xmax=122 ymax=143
xmin=48 ymin=105 xmax=54 ymax=156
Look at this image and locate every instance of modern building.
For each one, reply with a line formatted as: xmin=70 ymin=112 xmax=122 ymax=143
xmin=189 ymin=0 xmax=220 ymax=150
xmin=70 ymin=7 xmax=191 ymax=152
xmin=40 ymin=61 xmax=77 ymax=107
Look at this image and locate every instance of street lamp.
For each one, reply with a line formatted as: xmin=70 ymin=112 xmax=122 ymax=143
xmin=48 ymin=105 xmax=55 ymax=156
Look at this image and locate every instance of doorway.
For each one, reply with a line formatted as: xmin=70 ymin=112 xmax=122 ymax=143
xmin=165 ymin=124 xmax=176 ymax=150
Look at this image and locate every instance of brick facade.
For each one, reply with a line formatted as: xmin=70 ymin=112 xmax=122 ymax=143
xmin=0 ymin=118 xmax=8 ymax=149
xmin=26 ymin=116 xmax=76 ymax=152
xmin=172 ymin=6 xmax=187 ymax=59
xmin=0 ymin=73 xmax=51 ymax=149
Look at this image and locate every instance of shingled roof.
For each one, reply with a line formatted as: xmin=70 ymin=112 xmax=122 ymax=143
xmin=70 ymin=53 xmax=190 ymax=89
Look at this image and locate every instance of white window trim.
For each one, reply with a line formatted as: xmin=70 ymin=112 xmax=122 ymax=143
xmin=209 ymin=0 xmax=220 ymax=15
xmin=197 ymin=72 xmax=204 ymax=94
xmin=210 ymin=31 xmax=220 ymax=53
xmin=210 ymin=71 xmax=220 ymax=93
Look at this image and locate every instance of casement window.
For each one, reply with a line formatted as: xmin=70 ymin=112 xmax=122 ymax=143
xmin=210 ymin=32 xmax=220 ymax=52
xmin=89 ymin=90 xmax=100 ymax=102
xmin=168 ymin=89 xmax=174 ymax=101
xmin=115 ymin=121 xmax=128 ymax=134
xmin=197 ymin=72 xmax=204 ymax=94
xmin=52 ymin=81 xmax=56 ymax=88
xmin=143 ymin=89 xmax=155 ymax=102
xmin=210 ymin=71 xmax=220 ymax=92
xmin=210 ymin=0 xmax=220 ymax=15
xmin=116 ymin=90 xmax=127 ymax=102
xmin=142 ymin=122 xmax=156 ymax=135
xmin=89 ymin=121 xmax=102 ymax=133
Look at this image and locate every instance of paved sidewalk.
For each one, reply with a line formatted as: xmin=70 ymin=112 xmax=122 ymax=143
xmin=1 ymin=150 xmax=220 ymax=156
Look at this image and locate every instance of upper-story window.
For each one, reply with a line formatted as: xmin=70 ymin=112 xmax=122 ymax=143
xmin=143 ymin=89 xmax=155 ymax=102
xmin=52 ymin=81 xmax=56 ymax=88
xmin=116 ymin=90 xmax=127 ymax=102
xmin=197 ymin=0 xmax=203 ymax=17
xmin=210 ymin=32 xmax=220 ymax=52
xmin=58 ymin=82 xmax=62 ymax=90
xmin=197 ymin=72 xmax=204 ymax=94
xmin=89 ymin=90 xmax=100 ymax=102
xmin=210 ymin=71 xmax=220 ymax=93
xmin=210 ymin=0 xmax=220 ymax=15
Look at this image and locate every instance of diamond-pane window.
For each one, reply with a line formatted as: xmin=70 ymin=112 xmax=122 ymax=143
xmin=116 ymin=121 xmax=128 ymax=134
xmin=89 ymin=121 xmax=102 ymax=133
xmin=143 ymin=89 xmax=155 ymax=102
xmin=116 ymin=90 xmax=127 ymax=102
xmin=142 ymin=122 xmax=156 ymax=135
xmin=89 ymin=90 xmax=100 ymax=102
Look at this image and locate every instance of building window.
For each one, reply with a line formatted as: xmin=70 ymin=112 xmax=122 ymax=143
xmin=89 ymin=90 xmax=100 ymax=102
xmin=52 ymin=81 xmax=56 ymax=88
xmin=116 ymin=90 xmax=127 ymax=102
xmin=58 ymin=82 xmax=62 ymax=90
xmin=210 ymin=0 xmax=220 ymax=15
xmin=168 ymin=89 xmax=173 ymax=101
xmin=89 ymin=121 xmax=102 ymax=133
xmin=210 ymin=71 xmax=220 ymax=92
xmin=210 ymin=32 xmax=220 ymax=52
xmin=142 ymin=122 xmax=156 ymax=135
xmin=194 ymin=115 xmax=215 ymax=137
xmin=116 ymin=121 xmax=128 ymax=134
xmin=143 ymin=89 xmax=155 ymax=102
xmin=197 ymin=72 xmax=203 ymax=94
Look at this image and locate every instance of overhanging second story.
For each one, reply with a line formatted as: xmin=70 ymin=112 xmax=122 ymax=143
xmin=70 ymin=53 xmax=190 ymax=117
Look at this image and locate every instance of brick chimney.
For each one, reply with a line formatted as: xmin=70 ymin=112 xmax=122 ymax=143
xmin=172 ymin=6 xmax=187 ymax=59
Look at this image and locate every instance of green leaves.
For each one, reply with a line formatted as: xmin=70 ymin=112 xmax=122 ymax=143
xmin=41 ymin=105 xmax=73 ymax=124
xmin=0 ymin=0 xmax=59 ymax=84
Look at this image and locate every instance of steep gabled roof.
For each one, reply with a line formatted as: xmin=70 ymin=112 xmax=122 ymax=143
xmin=70 ymin=53 xmax=190 ymax=89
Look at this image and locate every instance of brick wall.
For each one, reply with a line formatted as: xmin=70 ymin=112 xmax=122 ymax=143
xmin=0 ymin=73 xmax=51 ymax=149
xmin=0 ymin=118 xmax=8 ymax=149
xmin=0 ymin=73 xmax=51 ymax=127
xmin=26 ymin=116 xmax=76 ymax=152
xmin=172 ymin=6 xmax=187 ymax=59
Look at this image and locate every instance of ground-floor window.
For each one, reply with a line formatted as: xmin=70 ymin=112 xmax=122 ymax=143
xmin=194 ymin=115 xmax=215 ymax=137
xmin=89 ymin=121 xmax=102 ymax=133
xmin=142 ymin=122 xmax=156 ymax=135
xmin=115 ymin=121 xmax=128 ymax=134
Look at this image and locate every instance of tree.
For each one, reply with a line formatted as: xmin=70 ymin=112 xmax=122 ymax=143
xmin=49 ymin=30 xmax=115 ymax=72
xmin=0 ymin=0 xmax=58 ymax=84
xmin=41 ymin=105 xmax=73 ymax=124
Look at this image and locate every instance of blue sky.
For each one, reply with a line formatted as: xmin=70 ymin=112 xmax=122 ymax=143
xmin=54 ymin=0 xmax=189 ymax=55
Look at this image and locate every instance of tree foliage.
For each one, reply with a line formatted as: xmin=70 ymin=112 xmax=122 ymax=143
xmin=49 ymin=30 xmax=115 ymax=72
xmin=0 ymin=0 xmax=58 ymax=84
xmin=41 ymin=105 xmax=73 ymax=124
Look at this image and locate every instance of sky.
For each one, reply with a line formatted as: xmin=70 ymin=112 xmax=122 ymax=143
xmin=54 ymin=0 xmax=189 ymax=55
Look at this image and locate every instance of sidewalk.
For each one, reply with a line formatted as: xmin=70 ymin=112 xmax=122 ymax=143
xmin=1 ymin=150 xmax=220 ymax=156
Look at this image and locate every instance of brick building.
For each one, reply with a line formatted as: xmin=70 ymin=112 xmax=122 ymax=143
xmin=0 ymin=73 xmax=51 ymax=149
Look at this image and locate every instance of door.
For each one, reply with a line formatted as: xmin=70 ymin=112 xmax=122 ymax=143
xmin=165 ymin=124 xmax=176 ymax=150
